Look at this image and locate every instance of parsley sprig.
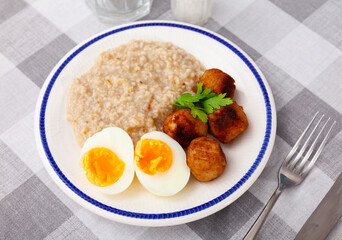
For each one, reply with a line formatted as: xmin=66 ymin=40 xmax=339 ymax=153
xmin=173 ymin=82 xmax=233 ymax=123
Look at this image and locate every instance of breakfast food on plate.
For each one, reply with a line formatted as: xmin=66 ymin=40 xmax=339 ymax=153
xmin=208 ymin=101 xmax=248 ymax=144
xmin=80 ymin=127 xmax=134 ymax=195
xmin=67 ymin=40 xmax=205 ymax=146
xmin=186 ymin=137 xmax=226 ymax=182
xmin=134 ymin=131 xmax=190 ymax=196
xmin=163 ymin=109 xmax=208 ymax=148
xmin=199 ymin=68 xmax=236 ymax=98
xmin=69 ymin=37 xmax=247 ymax=193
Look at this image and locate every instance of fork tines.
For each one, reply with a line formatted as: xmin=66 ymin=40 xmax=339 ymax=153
xmin=283 ymin=112 xmax=336 ymax=176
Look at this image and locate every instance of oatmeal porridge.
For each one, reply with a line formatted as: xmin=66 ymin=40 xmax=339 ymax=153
xmin=67 ymin=40 xmax=205 ymax=146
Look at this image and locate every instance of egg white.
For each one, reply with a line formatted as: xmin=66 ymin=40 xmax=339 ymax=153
xmin=134 ymin=131 xmax=190 ymax=197
xmin=81 ymin=127 xmax=134 ymax=195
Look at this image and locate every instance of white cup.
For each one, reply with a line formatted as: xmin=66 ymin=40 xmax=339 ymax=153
xmin=171 ymin=0 xmax=213 ymax=26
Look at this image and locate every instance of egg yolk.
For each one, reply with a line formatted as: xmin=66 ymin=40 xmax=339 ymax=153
xmin=82 ymin=147 xmax=125 ymax=187
xmin=134 ymin=139 xmax=173 ymax=175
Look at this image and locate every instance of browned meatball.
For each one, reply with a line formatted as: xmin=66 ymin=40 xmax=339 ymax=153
xmin=163 ymin=109 xmax=208 ymax=148
xmin=208 ymin=101 xmax=248 ymax=144
xmin=186 ymin=137 xmax=226 ymax=182
xmin=199 ymin=68 xmax=236 ymax=99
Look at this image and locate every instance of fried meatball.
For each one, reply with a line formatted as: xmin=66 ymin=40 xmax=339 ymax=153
xmin=208 ymin=101 xmax=248 ymax=144
xmin=199 ymin=68 xmax=236 ymax=99
xmin=186 ymin=137 xmax=226 ymax=182
xmin=163 ymin=109 xmax=208 ymax=148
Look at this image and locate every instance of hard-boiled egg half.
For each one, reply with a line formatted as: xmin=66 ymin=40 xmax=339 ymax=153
xmin=134 ymin=131 xmax=190 ymax=196
xmin=80 ymin=127 xmax=134 ymax=195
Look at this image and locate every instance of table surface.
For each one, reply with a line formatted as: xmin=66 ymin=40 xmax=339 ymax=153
xmin=1 ymin=0 xmax=342 ymax=239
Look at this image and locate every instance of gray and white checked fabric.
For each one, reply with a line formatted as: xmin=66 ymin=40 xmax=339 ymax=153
xmin=1 ymin=0 xmax=342 ymax=239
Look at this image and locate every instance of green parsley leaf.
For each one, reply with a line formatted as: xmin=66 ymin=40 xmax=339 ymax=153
xmin=196 ymin=82 xmax=203 ymax=95
xmin=172 ymin=82 xmax=233 ymax=123
xmin=190 ymin=107 xmax=208 ymax=123
xmin=194 ymin=82 xmax=215 ymax=101
xmin=201 ymin=93 xmax=233 ymax=114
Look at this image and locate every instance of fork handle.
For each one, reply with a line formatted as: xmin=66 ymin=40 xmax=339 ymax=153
xmin=243 ymin=188 xmax=282 ymax=240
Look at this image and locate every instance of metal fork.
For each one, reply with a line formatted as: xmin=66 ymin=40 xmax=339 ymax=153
xmin=243 ymin=112 xmax=336 ymax=240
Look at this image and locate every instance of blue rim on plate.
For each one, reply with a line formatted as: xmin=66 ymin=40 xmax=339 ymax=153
xmin=39 ymin=22 xmax=272 ymax=220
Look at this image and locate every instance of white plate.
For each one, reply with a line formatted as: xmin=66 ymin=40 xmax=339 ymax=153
xmin=34 ymin=20 xmax=276 ymax=226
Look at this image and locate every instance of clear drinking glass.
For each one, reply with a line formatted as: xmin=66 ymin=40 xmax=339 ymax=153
xmin=86 ymin=0 xmax=153 ymax=22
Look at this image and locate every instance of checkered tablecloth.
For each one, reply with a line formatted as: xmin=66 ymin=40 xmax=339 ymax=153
xmin=1 ymin=0 xmax=342 ymax=239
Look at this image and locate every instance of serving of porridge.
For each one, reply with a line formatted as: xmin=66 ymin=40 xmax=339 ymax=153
xmin=67 ymin=40 xmax=205 ymax=146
